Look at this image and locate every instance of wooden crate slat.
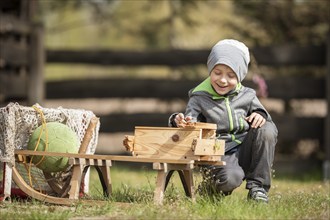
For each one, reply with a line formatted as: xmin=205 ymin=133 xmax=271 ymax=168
xmin=133 ymin=127 xmax=202 ymax=159
xmin=193 ymin=139 xmax=225 ymax=156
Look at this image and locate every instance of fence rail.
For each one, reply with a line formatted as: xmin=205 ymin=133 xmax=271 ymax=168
xmin=98 ymin=112 xmax=324 ymax=142
xmin=45 ymin=77 xmax=325 ymax=100
xmin=46 ymin=45 xmax=326 ymax=66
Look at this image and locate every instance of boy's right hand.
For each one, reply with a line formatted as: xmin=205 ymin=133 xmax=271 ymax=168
xmin=174 ymin=113 xmax=192 ymax=127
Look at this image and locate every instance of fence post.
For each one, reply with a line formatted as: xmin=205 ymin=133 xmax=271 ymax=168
xmin=324 ymin=32 xmax=330 ymax=181
xmin=28 ymin=24 xmax=45 ymax=105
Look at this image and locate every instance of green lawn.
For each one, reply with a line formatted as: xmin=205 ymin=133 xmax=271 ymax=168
xmin=1 ymin=165 xmax=329 ymax=220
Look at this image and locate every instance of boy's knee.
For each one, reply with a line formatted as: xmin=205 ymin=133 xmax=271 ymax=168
xmin=214 ymin=167 xmax=244 ymax=193
xmin=257 ymin=121 xmax=278 ymax=142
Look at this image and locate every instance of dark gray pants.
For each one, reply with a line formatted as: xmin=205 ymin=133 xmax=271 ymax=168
xmin=202 ymin=121 xmax=278 ymax=194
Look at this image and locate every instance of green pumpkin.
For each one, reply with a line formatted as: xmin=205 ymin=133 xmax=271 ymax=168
xmin=28 ymin=122 xmax=79 ymax=172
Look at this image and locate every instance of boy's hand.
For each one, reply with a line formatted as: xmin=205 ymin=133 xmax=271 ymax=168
xmin=245 ymin=112 xmax=266 ymax=128
xmin=174 ymin=113 xmax=192 ymax=127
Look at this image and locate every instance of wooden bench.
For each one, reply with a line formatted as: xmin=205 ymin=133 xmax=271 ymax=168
xmin=4 ymin=122 xmax=225 ymax=205
xmin=12 ymin=150 xmax=224 ymax=205
xmin=122 ymin=122 xmax=225 ymax=204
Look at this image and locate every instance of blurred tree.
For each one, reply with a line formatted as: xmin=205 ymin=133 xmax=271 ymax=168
xmin=133 ymin=0 xmax=199 ymax=48
xmin=38 ymin=0 xmax=329 ymax=48
xmin=37 ymin=0 xmax=120 ymax=33
xmin=38 ymin=0 xmax=202 ymax=49
xmin=231 ymin=0 xmax=329 ymax=46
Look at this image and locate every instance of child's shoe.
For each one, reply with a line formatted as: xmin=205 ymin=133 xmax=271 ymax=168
xmin=247 ymin=187 xmax=268 ymax=203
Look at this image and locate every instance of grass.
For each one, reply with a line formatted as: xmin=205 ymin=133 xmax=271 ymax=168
xmin=1 ymin=165 xmax=329 ymax=220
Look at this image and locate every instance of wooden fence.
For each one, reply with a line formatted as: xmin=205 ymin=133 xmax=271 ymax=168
xmin=0 ymin=0 xmax=44 ymax=105
xmin=45 ymin=44 xmax=329 ymax=178
xmin=45 ymin=77 xmax=325 ymax=142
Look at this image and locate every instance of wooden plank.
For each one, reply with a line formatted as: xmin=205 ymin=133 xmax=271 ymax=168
xmin=195 ymin=161 xmax=225 ymax=166
xmin=202 ymin=129 xmax=216 ymax=139
xmin=46 ymin=45 xmax=326 ymax=66
xmin=100 ymin=113 xmax=170 ymax=132
xmin=184 ymin=122 xmax=217 ymax=130
xmin=153 ymin=163 xmax=194 ymax=171
xmin=12 ymin=166 xmax=74 ymax=206
xmin=266 ymin=77 xmax=325 ymax=99
xmin=15 ymin=150 xmax=226 ymax=166
xmin=133 ymin=127 xmax=201 ymax=159
xmin=134 ymin=126 xmax=200 ymax=131
xmin=14 ymin=150 xmax=196 ymax=164
xmin=68 ymin=158 xmax=112 ymax=166
xmin=46 ymin=49 xmax=209 ymax=66
xmin=78 ymin=117 xmax=99 ymax=154
xmin=251 ymin=44 xmax=326 ymax=66
xmin=193 ymin=139 xmax=224 ymax=156
xmin=45 ymin=77 xmax=325 ymax=100
xmin=271 ymin=114 xmax=324 ymax=141
xmin=46 ymin=78 xmax=200 ymax=99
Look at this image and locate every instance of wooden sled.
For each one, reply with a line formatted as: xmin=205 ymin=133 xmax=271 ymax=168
xmin=3 ymin=122 xmax=225 ymax=205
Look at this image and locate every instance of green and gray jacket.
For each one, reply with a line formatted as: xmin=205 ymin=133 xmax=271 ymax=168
xmin=182 ymin=77 xmax=273 ymax=153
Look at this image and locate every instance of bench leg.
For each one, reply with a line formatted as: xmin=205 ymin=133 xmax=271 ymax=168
xmin=164 ymin=170 xmax=175 ymax=191
xmin=154 ymin=169 xmax=168 ymax=205
xmin=0 ymin=162 xmax=12 ymax=202
xmin=165 ymin=170 xmax=195 ymax=200
xmin=153 ymin=163 xmax=195 ymax=205
xmin=95 ymin=166 xmax=112 ymax=197
xmin=180 ymin=170 xmax=195 ymax=201
xmin=68 ymin=164 xmax=84 ymax=200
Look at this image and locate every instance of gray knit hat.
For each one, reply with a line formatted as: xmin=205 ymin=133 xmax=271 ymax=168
xmin=207 ymin=39 xmax=250 ymax=82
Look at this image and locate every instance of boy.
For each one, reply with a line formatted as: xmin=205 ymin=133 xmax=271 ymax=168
xmin=169 ymin=39 xmax=278 ymax=203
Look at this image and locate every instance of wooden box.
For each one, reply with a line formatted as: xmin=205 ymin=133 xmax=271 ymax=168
xmin=124 ymin=123 xmax=225 ymax=162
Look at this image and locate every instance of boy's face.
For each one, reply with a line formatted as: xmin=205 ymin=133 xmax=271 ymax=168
xmin=210 ymin=64 xmax=238 ymax=95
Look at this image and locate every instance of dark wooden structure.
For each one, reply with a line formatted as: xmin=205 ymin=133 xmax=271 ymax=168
xmin=44 ymin=44 xmax=329 ymax=179
xmin=0 ymin=0 xmax=44 ymax=105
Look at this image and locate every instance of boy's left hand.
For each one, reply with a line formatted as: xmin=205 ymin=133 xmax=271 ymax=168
xmin=245 ymin=112 xmax=266 ymax=128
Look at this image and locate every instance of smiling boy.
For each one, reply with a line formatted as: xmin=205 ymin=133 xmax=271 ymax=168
xmin=169 ymin=39 xmax=278 ymax=203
